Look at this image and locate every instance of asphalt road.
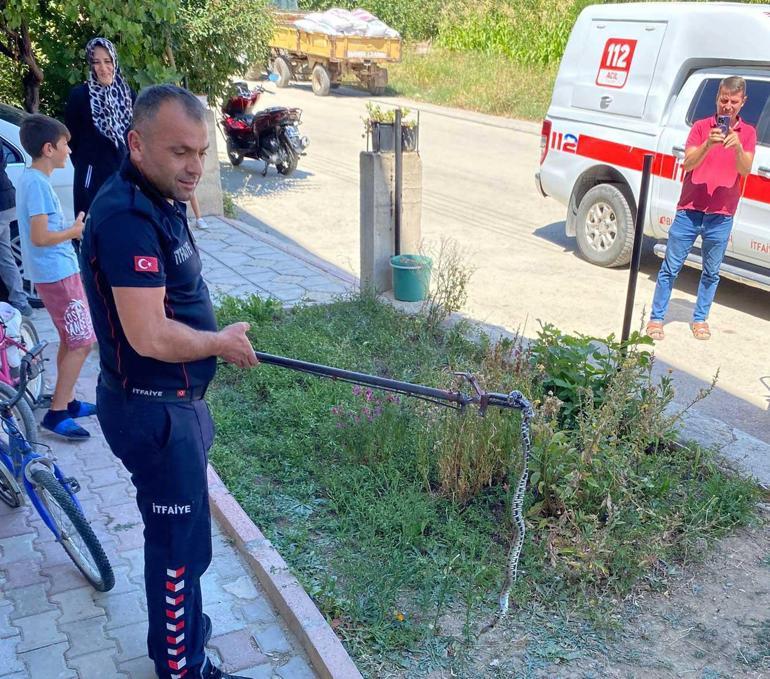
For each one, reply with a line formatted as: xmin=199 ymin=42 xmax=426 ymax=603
xmin=218 ymin=81 xmax=770 ymax=443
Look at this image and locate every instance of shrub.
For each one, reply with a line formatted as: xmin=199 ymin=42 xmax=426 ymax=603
xmin=529 ymin=322 xmax=654 ymax=427
xmin=420 ymin=237 xmax=475 ymax=334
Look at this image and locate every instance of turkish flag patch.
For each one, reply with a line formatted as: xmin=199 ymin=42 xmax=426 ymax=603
xmin=134 ymin=256 xmax=159 ymax=272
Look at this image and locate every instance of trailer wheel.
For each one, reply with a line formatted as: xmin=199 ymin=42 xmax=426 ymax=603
xmin=367 ymin=66 xmax=388 ymax=96
xmin=272 ymin=57 xmax=292 ymax=88
xmin=311 ymin=64 xmax=331 ymax=96
xmin=575 ymin=184 xmax=635 ymax=267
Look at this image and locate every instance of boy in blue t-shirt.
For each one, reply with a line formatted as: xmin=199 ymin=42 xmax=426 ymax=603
xmin=17 ymin=114 xmax=97 ymax=439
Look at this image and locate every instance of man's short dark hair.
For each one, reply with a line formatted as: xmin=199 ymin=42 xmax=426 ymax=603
xmin=19 ymin=114 xmax=70 ymax=159
xmin=133 ymin=84 xmax=206 ymax=132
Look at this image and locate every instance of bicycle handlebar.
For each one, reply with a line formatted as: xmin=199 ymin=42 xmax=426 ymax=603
xmin=0 ymin=340 xmax=47 ymax=411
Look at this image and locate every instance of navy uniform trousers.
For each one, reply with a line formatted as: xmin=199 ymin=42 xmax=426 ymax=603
xmin=97 ymin=382 xmax=215 ymax=678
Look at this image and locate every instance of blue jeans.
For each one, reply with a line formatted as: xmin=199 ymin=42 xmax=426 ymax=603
xmin=650 ymin=209 xmax=733 ymax=323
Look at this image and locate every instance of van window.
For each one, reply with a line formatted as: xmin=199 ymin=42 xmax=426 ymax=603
xmin=687 ymin=78 xmax=770 ymax=145
xmin=1 ymin=137 xmax=23 ymax=165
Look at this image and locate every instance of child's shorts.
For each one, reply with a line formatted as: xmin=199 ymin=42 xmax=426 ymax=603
xmin=35 ymin=273 xmax=96 ymax=349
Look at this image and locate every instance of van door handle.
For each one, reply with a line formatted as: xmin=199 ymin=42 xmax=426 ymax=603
xmin=672 ymin=145 xmax=685 ymax=158
xmin=600 ymin=95 xmax=613 ymax=108
xmin=758 ymin=165 xmax=770 ymax=177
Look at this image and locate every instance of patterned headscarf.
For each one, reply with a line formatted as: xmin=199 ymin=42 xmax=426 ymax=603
xmin=85 ymin=37 xmax=133 ymax=149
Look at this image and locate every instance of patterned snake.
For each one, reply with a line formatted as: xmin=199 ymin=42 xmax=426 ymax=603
xmin=481 ymin=390 xmax=534 ymax=634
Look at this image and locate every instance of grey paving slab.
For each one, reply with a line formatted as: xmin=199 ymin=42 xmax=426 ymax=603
xmin=0 ymin=635 xmax=24 ymax=675
xmin=18 ymin=641 xmax=76 ymax=678
xmin=276 ymin=656 xmax=317 ymax=679
xmin=14 ymin=609 xmax=67 ymax=652
xmin=0 ymin=214 xmax=352 ymax=677
xmin=0 ymin=604 xmax=19 ymax=640
xmin=0 ymin=534 xmax=39 ymax=564
xmin=253 ymin=624 xmax=293 ymax=655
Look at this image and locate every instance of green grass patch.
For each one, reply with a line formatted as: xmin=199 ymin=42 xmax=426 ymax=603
xmin=386 ymin=46 xmax=557 ymax=120
xmin=209 ymin=294 xmax=758 ymax=675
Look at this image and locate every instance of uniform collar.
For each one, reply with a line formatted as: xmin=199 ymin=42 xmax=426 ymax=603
xmin=121 ymin=157 xmax=184 ymax=217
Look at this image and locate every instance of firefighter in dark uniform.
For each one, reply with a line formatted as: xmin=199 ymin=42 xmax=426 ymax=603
xmin=81 ymin=84 xmax=258 ymax=679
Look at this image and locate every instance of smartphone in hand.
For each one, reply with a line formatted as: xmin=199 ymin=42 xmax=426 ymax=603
xmin=717 ymin=115 xmax=730 ymax=135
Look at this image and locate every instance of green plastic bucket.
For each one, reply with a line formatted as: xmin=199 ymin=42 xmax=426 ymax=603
xmin=390 ymin=254 xmax=432 ymax=302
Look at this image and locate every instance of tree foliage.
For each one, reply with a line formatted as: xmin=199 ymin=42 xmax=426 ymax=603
xmin=173 ymin=0 xmax=274 ymax=103
xmin=0 ymin=0 xmax=272 ymax=115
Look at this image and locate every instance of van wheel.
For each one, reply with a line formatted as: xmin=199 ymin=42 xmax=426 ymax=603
xmin=575 ymin=184 xmax=635 ymax=267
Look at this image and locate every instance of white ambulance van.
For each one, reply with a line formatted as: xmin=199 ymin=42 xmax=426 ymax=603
xmin=536 ymin=2 xmax=770 ymax=290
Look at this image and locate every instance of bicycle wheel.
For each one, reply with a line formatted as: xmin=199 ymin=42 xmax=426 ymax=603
xmin=19 ymin=318 xmax=44 ymax=407
xmin=0 ymin=382 xmax=37 ymax=449
xmin=0 ymin=454 xmax=22 ymax=508
xmin=30 ymin=468 xmax=114 ymax=591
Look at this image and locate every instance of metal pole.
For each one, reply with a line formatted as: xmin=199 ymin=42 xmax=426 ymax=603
xmin=254 ymin=350 xmax=471 ymax=406
xmin=621 ymin=153 xmax=654 ymax=344
xmin=394 ymin=108 xmax=402 ymax=256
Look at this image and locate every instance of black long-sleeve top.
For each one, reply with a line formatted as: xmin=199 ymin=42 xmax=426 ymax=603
xmin=64 ymin=83 xmax=136 ymax=215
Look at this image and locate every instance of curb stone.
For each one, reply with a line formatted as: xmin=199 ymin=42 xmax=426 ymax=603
xmin=207 ymin=466 xmax=363 ymax=679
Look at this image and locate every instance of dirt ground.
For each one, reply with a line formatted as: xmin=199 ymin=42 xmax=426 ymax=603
xmin=452 ymin=506 xmax=770 ymax=679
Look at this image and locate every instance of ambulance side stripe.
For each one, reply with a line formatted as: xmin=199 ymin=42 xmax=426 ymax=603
xmin=565 ymin=133 xmax=770 ymax=205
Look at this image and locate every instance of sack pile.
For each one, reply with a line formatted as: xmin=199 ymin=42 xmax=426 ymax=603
xmin=294 ymin=8 xmax=400 ymax=38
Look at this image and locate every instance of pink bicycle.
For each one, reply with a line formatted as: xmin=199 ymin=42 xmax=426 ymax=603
xmin=0 ymin=315 xmax=45 ymax=414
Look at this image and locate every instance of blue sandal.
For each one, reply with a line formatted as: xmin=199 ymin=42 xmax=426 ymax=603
xmin=67 ymin=400 xmax=97 ymax=418
xmin=42 ymin=415 xmax=90 ymax=440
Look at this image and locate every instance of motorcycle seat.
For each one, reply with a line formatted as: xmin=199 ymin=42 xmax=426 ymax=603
xmin=231 ymin=113 xmax=254 ymax=126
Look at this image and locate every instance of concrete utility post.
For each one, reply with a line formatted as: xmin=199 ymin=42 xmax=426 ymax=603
xmin=359 ymin=150 xmax=422 ymax=293
xmin=195 ymin=96 xmax=225 ymax=217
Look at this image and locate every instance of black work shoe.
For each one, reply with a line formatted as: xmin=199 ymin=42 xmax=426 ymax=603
xmin=200 ymin=656 xmax=249 ymax=678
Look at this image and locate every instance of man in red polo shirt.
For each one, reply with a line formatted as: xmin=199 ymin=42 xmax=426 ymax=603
xmin=647 ymin=76 xmax=756 ymax=341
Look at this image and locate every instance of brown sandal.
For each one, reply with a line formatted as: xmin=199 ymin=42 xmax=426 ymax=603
xmin=690 ymin=322 xmax=711 ymax=340
xmin=646 ymin=321 xmax=665 ymax=341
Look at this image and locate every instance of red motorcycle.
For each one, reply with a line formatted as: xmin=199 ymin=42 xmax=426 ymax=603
xmin=221 ymin=81 xmax=308 ymax=176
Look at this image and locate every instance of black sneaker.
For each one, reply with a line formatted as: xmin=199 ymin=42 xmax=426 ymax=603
xmin=200 ymin=656 xmax=249 ymax=678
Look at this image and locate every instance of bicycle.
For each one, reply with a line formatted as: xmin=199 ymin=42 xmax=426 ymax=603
xmin=0 ymin=344 xmax=114 ymax=591
xmin=0 ymin=313 xmax=45 ymax=410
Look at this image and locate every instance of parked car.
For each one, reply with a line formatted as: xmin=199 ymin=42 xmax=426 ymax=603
xmin=0 ymin=102 xmax=75 ymax=304
xmin=536 ymin=2 xmax=770 ymax=292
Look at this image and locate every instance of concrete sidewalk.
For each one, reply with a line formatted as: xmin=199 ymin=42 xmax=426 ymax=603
xmin=0 ymin=216 xmax=356 ymax=679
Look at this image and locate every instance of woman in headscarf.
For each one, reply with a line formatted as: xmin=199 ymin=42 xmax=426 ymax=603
xmin=64 ymin=37 xmax=136 ymax=217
